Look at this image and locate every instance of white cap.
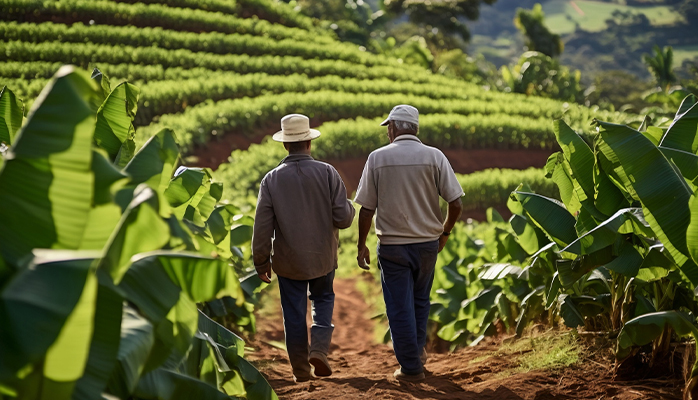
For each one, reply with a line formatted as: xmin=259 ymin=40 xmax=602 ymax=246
xmin=380 ymin=104 xmax=419 ymax=126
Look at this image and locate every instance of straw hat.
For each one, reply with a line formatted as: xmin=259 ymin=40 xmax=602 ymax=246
xmin=272 ymin=114 xmax=321 ymax=142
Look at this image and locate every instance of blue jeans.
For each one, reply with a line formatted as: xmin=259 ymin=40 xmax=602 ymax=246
xmin=277 ymin=270 xmax=335 ymax=377
xmin=377 ymin=240 xmax=438 ymax=375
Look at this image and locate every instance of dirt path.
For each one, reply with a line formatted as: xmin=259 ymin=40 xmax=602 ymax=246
xmin=246 ymin=278 xmax=683 ymax=400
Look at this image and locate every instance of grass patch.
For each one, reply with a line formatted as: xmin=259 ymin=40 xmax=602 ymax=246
xmin=504 ymin=332 xmax=580 ymax=372
xmin=673 ymin=45 xmax=698 ymax=65
xmin=543 ymin=0 xmax=683 ymax=34
xmin=472 ymin=331 xmax=581 ymax=373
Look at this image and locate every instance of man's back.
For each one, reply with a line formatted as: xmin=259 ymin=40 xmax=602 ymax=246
xmin=253 ymin=154 xmax=354 ymax=280
xmin=355 ymin=135 xmax=463 ymax=244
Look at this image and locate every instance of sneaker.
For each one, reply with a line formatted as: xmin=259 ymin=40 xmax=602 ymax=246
xmin=421 ymin=348 xmax=428 ymax=366
xmin=309 ymin=351 xmax=332 ymax=377
xmin=393 ymin=368 xmax=425 ymax=382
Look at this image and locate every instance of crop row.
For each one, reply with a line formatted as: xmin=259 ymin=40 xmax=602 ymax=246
xmin=137 ymin=91 xmax=623 ymax=149
xmin=3 ymin=72 xmax=578 ymax=128
xmin=0 ymin=21 xmax=383 ymax=67
xmin=0 ymin=0 xmax=328 ymax=43
xmin=0 ymin=41 xmax=433 ymax=84
xmin=213 ymin=113 xmax=555 ymax=201
xmin=457 ymin=167 xmax=557 ymax=212
xmin=113 ymin=0 xmax=316 ymax=31
xmin=213 ymin=131 xmax=554 ymax=212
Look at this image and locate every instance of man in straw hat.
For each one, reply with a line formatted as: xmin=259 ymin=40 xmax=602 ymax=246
xmin=354 ymin=105 xmax=463 ymax=382
xmin=252 ymin=114 xmax=355 ymax=382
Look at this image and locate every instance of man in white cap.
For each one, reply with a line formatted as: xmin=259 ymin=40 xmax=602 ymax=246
xmin=252 ymin=114 xmax=355 ymax=382
xmin=354 ymin=105 xmax=463 ymax=381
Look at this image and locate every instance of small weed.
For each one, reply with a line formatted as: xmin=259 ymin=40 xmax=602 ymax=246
xmin=502 ymin=332 xmax=581 ymax=372
xmin=471 ymin=331 xmax=581 ymax=374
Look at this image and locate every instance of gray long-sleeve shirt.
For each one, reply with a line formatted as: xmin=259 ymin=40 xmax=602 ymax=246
xmin=252 ymin=154 xmax=355 ymax=281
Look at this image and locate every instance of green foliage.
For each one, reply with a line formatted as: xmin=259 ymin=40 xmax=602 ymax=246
xmin=129 ymin=0 xmax=316 ymax=30
xmin=0 ymin=86 xmax=23 ymax=147
xmin=0 ymin=21 xmax=378 ymax=68
xmin=0 ymin=69 xmax=273 ymax=400
xmin=458 ymin=168 xmax=558 ymax=212
xmin=514 ymin=3 xmax=563 ymax=58
xmin=643 ymin=45 xmax=678 ymax=90
xmin=430 ymin=96 xmax=698 ymax=397
xmin=382 ymin=0 xmax=498 ymax=43
xmin=0 ymin=0 xmax=326 ymax=43
xmin=0 ymin=40 xmax=420 ymax=81
xmin=140 ymin=89 xmax=626 ymax=151
xmin=500 ymin=51 xmax=583 ymax=102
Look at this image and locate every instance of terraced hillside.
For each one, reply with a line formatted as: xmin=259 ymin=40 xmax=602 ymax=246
xmin=0 ymin=0 xmax=635 ymax=218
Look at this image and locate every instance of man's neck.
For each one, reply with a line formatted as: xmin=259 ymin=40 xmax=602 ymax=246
xmin=288 ymin=150 xmax=311 ymax=156
xmin=390 ymin=131 xmax=416 ymax=142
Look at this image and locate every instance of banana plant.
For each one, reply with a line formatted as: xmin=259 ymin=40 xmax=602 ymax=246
xmin=0 ymin=66 xmax=275 ymax=400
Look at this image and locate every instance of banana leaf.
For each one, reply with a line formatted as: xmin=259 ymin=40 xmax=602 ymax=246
xmin=545 ymin=152 xmax=582 ymax=215
xmin=107 ymin=306 xmax=154 ymax=398
xmin=688 ymin=194 xmax=698 ymax=265
xmin=616 ymin=311 xmax=698 ymax=398
xmin=659 ymin=147 xmax=698 ymax=185
xmin=94 ymin=82 xmax=140 ymax=167
xmin=553 ymin=120 xmax=596 ymax=202
xmin=562 ymin=208 xmax=648 ymax=255
xmin=101 ymin=185 xmax=170 ymax=283
xmin=512 ymin=191 xmax=577 ymax=247
xmin=72 ymin=278 xmax=124 ymax=400
xmin=0 ymin=250 xmax=98 ymax=382
xmin=120 ymin=129 xmax=180 ymax=206
xmin=516 ymin=287 xmax=544 ymax=336
xmin=556 ymin=245 xmax=614 ymax=287
xmin=659 ymin=95 xmax=698 ymax=154
xmin=0 ymin=67 xmax=101 ymax=266
xmin=595 ymin=120 xmax=698 ymax=284
xmin=0 ymin=86 xmax=23 ymax=146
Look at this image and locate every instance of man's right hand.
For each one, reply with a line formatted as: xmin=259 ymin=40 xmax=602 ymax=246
xmin=357 ymin=245 xmax=371 ymax=270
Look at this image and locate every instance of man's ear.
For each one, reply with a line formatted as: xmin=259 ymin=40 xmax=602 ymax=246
xmin=306 ymin=140 xmax=312 ymax=150
xmin=283 ymin=142 xmax=290 ymax=151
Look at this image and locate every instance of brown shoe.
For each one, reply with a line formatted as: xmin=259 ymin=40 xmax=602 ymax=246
xmin=309 ymin=351 xmax=332 ymax=377
xmin=293 ymin=374 xmax=312 ymax=383
xmin=393 ymin=368 xmax=425 ymax=382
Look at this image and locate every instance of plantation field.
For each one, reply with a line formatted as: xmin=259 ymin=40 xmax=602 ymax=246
xmin=4 ymin=0 xmax=698 ymax=399
xmin=542 ymin=0 xmax=683 ymax=34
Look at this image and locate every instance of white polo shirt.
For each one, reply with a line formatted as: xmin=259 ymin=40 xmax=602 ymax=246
xmin=354 ymin=135 xmax=464 ymax=245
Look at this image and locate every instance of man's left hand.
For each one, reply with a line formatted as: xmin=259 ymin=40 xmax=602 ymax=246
xmin=257 ymin=265 xmax=272 ymax=283
xmin=438 ymin=234 xmax=448 ymax=253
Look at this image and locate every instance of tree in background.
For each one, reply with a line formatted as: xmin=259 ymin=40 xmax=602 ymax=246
xmin=679 ymin=0 xmax=698 ymax=23
xmin=584 ymin=70 xmax=651 ymax=112
xmin=499 ymin=51 xmax=583 ymax=102
xmin=643 ymin=45 xmax=677 ymax=90
xmin=281 ymin=0 xmax=377 ymax=45
xmin=381 ymin=0 xmax=498 ymax=44
xmin=514 ymin=3 xmax=563 ymax=58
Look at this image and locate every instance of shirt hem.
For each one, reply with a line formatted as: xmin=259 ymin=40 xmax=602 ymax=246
xmin=377 ymin=235 xmax=442 ymax=245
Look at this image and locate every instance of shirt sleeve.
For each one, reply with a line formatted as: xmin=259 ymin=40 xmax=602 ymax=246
xmin=330 ymin=167 xmax=356 ymax=229
xmin=353 ymin=154 xmax=378 ymax=210
xmin=438 ymin=152 xmax=464 ymax=202
xmin=252 ymin=176 xmax=275 ymax=272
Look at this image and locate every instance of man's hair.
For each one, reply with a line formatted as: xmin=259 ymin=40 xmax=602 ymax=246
xmin=285 ymin=140 xmax=311 ymax=153
xmin=394 ymin=120 xmax=419 ymax=134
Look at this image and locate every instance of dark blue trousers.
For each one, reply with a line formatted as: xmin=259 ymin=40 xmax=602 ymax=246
xmin=377 ymin=240 xmax=438 ymax=375
xmin=277 ymin=270 xmax=335 ymax=378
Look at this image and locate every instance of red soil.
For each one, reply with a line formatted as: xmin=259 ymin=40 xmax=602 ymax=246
xmin=245 ymin=277 xmax=682 ymax=400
